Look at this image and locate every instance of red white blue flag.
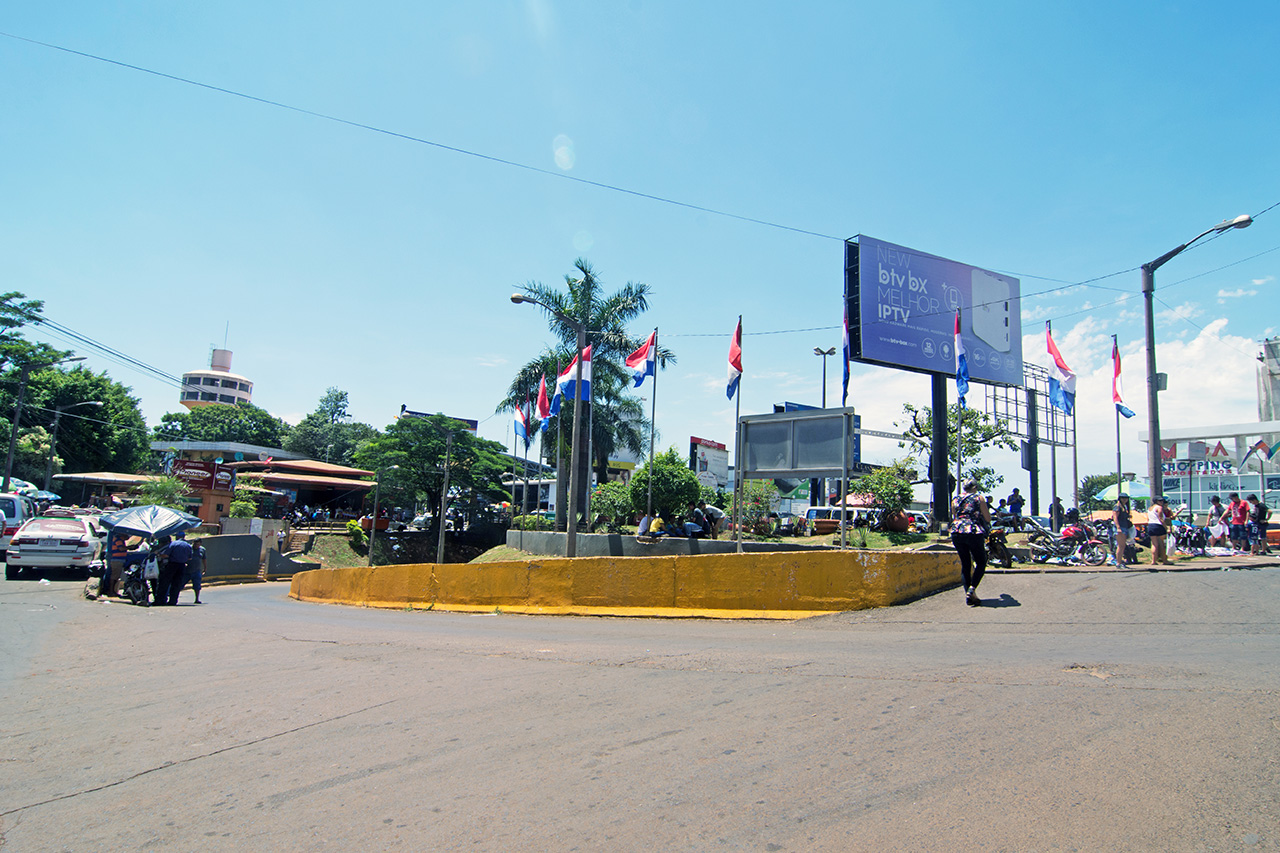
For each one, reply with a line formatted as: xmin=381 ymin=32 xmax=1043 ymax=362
xmin=536 ymin=375 xmax=551 ymax=432
xmin=1112 ymin=339 xmax=1136 ymax=418
xmin=1046 ymin=322 xmax=1076 ymax=415
xmin=726 ymin=319 xmax=742 ymax=399
xmin=954 ymin=311 xmax=969 ymax=408
xmin=554 ymin=345 xmax=592 ymax=406
xmin=625 ymin=331 xmax=657 ymax=388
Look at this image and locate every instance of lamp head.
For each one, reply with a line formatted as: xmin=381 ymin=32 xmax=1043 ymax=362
xmin=511 ymin=293 xmax=529 ymax=304
xmin=1212 ymin=214 xmax=1252 ymax=233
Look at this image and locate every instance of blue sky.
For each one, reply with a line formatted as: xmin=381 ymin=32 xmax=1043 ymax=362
xmin=3 ymin=2 xmax=1277 ymax=506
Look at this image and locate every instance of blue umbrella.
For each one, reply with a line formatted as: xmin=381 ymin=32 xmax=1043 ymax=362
xmin=100 ymin=504 xmax=202 ymax=539
xmin=34 ymin=490 xmax=61 ymax=501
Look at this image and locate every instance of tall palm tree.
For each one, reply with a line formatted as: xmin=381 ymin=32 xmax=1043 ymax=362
xmin=499 ymin=259 xmax=673 ymax=522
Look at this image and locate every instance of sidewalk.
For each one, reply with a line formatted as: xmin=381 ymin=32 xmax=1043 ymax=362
xmin=988 ymin=551 xmax=1280 ymax=574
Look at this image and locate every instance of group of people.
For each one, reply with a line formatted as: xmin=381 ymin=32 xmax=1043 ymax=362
xmin=105 ymin=529 xmax=207 ymax=606
xmin=637 ymin=500 xmax=726 ymax=540
xmin=1204 ymin=493 xmax=1272 ymax=554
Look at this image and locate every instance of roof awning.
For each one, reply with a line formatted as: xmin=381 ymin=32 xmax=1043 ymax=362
xmin=52 ymin=472 xmax=157 ymax=486
xmin=237 ymin=472 xmax=376 ymax=491
xmin=225 ymin=458 xmax=375 ymax=477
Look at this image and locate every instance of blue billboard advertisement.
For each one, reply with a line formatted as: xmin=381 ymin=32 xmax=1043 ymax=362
xmin=845 ymin=236 xmax=1023 ymax=386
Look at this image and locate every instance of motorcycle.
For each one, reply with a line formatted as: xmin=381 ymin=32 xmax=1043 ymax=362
xmin=986 ymin=528 xmax=1013 ymax=568
xmin=1027 ymin=521 xmax=1109 ymax=566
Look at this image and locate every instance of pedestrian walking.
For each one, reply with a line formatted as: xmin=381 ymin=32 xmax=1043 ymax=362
xmin=1248 ymin=495 xmax=1271 ymax=556
xmin=160 ymin=531 xmax=193 ymax=606
xmin=1147 ymin=497 xmax=1171 ymax=565
xmin=951 ymin=480 xmax=992 ymax=606
xmin=1007 ymin=488 xmax=1025 ymax=531
xmin=1226 ymin=493 xmax=1250 ymax=552
xmin=186 ymin=538 xmax=207 ymax=604
xmin=1112 ymin=494 xmax=1135 ymax=567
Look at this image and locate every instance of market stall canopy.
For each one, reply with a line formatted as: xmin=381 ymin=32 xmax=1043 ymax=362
xmin=53 ymin=472 xmax=157 ymax=487
xmin=1093 ymin=482 xmax=1152 ymax=501
xmin=101 ymin=504 xmax=202 ymax=538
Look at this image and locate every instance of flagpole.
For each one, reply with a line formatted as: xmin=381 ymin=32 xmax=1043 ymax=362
xmin=647 ymin=328 xmax=657 ymax=518
xmin=585 ymin=353 xmax=594 ymax=530
xmin=554 ymin=357 xmax=563 ymax=532
xmin=734 ymin=315 xmax=743 ymax=554
xmin=955 ymin=403 xmax=963 ymax=506
xmin=1050 ymin=431 xmax=1059 ymax=532
xmin=1072 ymin=408 xmax=1080 ymax=514
xmin=1114 ymin=336 xmax=1123 ymax=504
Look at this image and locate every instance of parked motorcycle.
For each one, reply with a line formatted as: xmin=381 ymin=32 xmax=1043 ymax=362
xmin=1027 ymin=521 xmax=1108 ymax=566
xmin=986 ymin=528 xmax=1013 ymax=568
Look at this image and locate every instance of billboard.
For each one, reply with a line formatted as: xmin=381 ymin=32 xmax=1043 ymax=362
xmin=845 ymin=236 xmax=1023 ymax=386
xmin=689 ymin=436 xmax=729 ymax=491
xmin=171 ymin=460 xmax=236 ymax=492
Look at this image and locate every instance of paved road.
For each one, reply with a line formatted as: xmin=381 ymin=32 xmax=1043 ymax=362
xmin=2 ymin=570 xmax=1278 ymax=852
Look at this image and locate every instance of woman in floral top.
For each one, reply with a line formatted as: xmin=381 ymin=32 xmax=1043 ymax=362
xmin=951 ymin=479 xmax=993 ymax=606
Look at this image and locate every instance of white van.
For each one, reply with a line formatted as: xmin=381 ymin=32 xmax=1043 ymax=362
xmin=0 ymin=492 xmax=40 ymax=559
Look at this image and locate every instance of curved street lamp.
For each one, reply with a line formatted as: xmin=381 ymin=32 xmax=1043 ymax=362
xmin=1142 ymin=214 xmax=1252 ymax=501
xmin=45 ymin=401 xmax=105 ymax=490
xmin=511 ymin=293 xmax=586 ymax=558
xmin=813 ymin=346 xmax=836 ymax=408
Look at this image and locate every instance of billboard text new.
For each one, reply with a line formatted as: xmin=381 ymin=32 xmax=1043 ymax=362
xmin=845 ymin=236 xmax=1023 ymax=386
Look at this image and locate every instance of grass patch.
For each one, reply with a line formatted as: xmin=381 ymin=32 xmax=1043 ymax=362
xmin=307 ymin=534 xmax=368 ymax=569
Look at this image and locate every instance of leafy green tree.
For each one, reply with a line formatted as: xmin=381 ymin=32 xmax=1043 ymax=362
xmin=354 ymin=414 xmax=508 ymax=538
xmin=14 ymin=365 xmax=151 ymax=476
xmin=627 ymin=447 xmax=699 ymax=519
xmin=1080 ymin=473 xmax=1121 ymax=513
xmin=154 ymin=403 xmax=289 ymax=448
xmin=132 ymin=475 xmax=192 ymax=511
xmin=8 ymin=426 xmax=53 ymax=485
xmin=283 ymin=388 xmax=378 ymax=465
xmin=855 ymin=458 xmax=915 ymax=516
xmin=589 ymin=480 xmax=632 ymax=532
xmin=502 ymin=259 xmax=673 ymax=524
xmin=0 ymin=292 xmax=70 ymax=370
xmin=896 ymin=402 xmax=1017 ymax=494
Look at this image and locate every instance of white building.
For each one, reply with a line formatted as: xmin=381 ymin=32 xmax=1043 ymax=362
xmin=180 ymin=349 xmax=254 ymax=409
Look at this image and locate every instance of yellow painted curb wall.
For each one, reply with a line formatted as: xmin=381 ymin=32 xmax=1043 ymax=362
xmin=289 ymin=550 xmax=959 ymax=618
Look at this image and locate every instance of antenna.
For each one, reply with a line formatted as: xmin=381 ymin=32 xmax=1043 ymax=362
xmin=223 ymin=322 xmax=229 ymax=350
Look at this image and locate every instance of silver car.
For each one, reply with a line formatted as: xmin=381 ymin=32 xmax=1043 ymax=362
xmin=5 ymin=517 xmax=101 ymax=579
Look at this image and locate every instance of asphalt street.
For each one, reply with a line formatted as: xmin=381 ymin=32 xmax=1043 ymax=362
xmin=1 ymin=569 xmax=1278 ymax=852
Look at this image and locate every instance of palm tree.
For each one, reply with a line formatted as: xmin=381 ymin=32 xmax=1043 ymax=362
xmin=499 ymin=259 xmax=673 ymax=523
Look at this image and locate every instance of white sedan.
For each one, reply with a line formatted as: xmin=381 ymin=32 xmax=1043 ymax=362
xmin=4 ymin=517 xmax=102 ymax=579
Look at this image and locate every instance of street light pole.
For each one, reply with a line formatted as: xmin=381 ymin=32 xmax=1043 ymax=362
xmin=4 ymin=356 xmax=86 ymax=492
xmin=1141 ymin=214 xmax=1251 ymax=501
xmin=367 ymin=465 xmax=398 ymax=567
xmin=512 ymin=294 xmax=586 ymax=558
xmin=45 ymin=401 xmax=104 ymax=490
xmin=814 ymin=346 xmax=836 ymax=408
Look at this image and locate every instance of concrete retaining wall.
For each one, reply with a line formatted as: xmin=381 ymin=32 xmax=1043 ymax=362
xmin=506 ymin=529 xmax=830 ymax=558
xmin=289 ymin=549 xmax=959 ymax=619
xmin=201 ymin=534 xmax=266 ymax=583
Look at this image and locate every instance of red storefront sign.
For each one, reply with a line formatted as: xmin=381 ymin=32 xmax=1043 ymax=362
xmin=171 ymin=460 xmax=234 ymax=492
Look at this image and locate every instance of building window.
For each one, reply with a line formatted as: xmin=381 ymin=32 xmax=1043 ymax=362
xmin=221 ymin=379 xmax=237 ymax=388
xmin=216 ymin=503 xmax=224 ymax=512
xmin=238 ymin=383 xmax=251 ymax=392
xmin=218 ymin=394 xmax=235 ymax=403
xmin=200 ymin=392 xmax=217 ymax=401
xmin=183 ymin=391 xmax=199 ymax=400
xmin=202 ymin=377 xmax=219 ymax=386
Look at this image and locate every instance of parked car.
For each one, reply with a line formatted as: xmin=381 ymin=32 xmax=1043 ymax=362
xmin=0 ymin=492 xmax=40 ymax=559
xmin=5 ymin=516 xmax=102 ymax=579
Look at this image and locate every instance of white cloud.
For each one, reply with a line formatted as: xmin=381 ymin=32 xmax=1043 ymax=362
xmin=1156 ymin=301 xmax=1203 ymax=326
xmin=1216 ymin=287 xmax=1258 ymax=303
xmin=1252 ymin=276 xmax=1275 ymax=286
xmin=476 ymin=355 xmax=508 ymax=368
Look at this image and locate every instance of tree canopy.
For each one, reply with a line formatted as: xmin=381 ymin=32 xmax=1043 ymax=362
xmin=153 ymin=403 xmax=289 ymax=448
xmin=896 ymin=402 xmax=1017 ymax=494
xmin=17 ymin=366 xmax=151 ymax=476
xmin=353 ymin=414 xmax=509 ymax=534
xmin=282 ymin=388 xmax=377 ymax=465
xmin=0 ymin=292 xmax=70 ymax=370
